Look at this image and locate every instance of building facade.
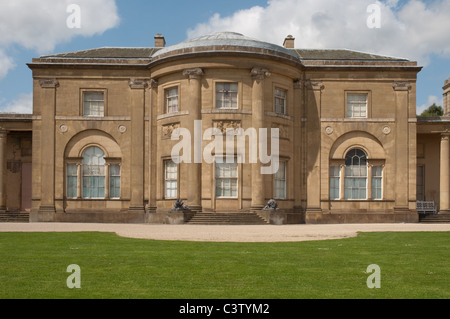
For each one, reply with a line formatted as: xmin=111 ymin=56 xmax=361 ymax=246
xmin=7 ymin=31 xmax=447 ymax=224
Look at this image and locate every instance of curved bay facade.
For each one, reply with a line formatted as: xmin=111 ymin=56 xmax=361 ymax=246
xmin=26 ymin=32 xmax=424 ymax=224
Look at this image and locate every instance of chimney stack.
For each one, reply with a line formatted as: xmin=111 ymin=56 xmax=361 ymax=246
xmin=154 ymin=33 xmax=166 ymax=48
xmin=283 ymin=35 xmax=295 ymax=49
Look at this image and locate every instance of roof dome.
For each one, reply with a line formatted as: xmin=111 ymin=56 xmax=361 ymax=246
xmin=151 ymin=31 xmax=299 ymax=62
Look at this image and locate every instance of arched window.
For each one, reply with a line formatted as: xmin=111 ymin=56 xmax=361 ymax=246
xmin=82 ymin=147 xmax=106 ymax=199
xmin=66 ymin=146 xmax=121 ymax=200
xmin=344 ymin=149 xmax=368 ymax=200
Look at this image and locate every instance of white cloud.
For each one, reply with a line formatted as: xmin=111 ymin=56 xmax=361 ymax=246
xmin=187 ymin=0 xmax=450 ymax=66
xmin=0 ymin=0 xmax=120 ymax=79
xmin=417 ymin=95 xmax=443 ymax=115
xmin=0 ymin=92 xmax=33 ymax=114
xmin=0 ymin=49 xmax=15 ymax=79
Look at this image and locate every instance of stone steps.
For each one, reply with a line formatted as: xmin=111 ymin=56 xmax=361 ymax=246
xmin=419 ymin=214 xmax=450 ymax=223
xmin=0 ymin=211 xmax=30 ymax=223
xmin=188 ymin=212 xmax=268 ymax=225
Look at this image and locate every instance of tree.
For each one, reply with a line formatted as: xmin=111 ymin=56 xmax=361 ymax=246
xmin=420 ymin=103 xmax=444 ymax=117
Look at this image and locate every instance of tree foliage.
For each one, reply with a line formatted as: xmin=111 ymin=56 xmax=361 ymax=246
xmin=420 ymin=103 xmax=443 ymax=117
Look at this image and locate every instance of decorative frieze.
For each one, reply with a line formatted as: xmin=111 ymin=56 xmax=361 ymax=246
xmin=162 ymin=123 xmax=181 ymax=139
xmin=213 ymin=120 xmax=242 ymax=134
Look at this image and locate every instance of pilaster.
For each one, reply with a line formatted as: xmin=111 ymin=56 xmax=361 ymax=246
xmin=440 ymin=133 xmax=450 ymax=214
xmin=305 ymin=80 xmax=324 ymax=215
xmin=128 ymin=78 xmax=149 ymax=214
xmin=251 ymin=67 xmax=271 ymax=210
xmin=183 ymin=68 xmax=204 ymax=212
xmin=393 ymin=81 xmax=411 ymax=212
xmin=38 ymin=78 xmax=59 ymax=216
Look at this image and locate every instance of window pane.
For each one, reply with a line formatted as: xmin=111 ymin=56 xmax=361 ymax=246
xmin=275 ymin=88 xmax=287 ymax=114
xmin=216 ymin=160 xmax=238 ymax=198
xmin=67 ymin=163 xmax=78 ymax=199
xmin=166 ymin=87 xmax=179 ymax=113
xmin=83 ymin=92 xmax=105 ymax=117
xmin=164 ymin=160 xmax=177 ymax=199
xmin=82 ymin=147 xmax=106 ymax=199
xmin=347 ymin=94 xmax=368 ymax=118
xmin=216 ymin=82 xmax=238 ymax=109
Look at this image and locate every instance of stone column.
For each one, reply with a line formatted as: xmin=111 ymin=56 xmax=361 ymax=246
xmin=128 ymin=79 xmax=148 ymax=214
xmin=440 ymin=133 xmax=450 ymax=214
xmin=39 ymin=79 xmax=59 ymax=216
xmin=250 ymin=67 xmax=271 ymax=210
xmin=0 ymin=129 xmax=7 ymax=212
xmin=183 ymin=68 xmax=204 ymax=212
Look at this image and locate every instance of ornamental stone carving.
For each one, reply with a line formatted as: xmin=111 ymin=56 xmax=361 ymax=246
xmin=162 ymin=123 xmax=181 ymax=139
xmin=325 ymin=126 xmax=334 ymax=135
xmin=272 ymin=122 xmax=290 ymax=139
xmin=59 ymin=124 xmax=68 ymax=133
xmin=251 ymin=67 xmax=271 ymax=81
xmin=382 ymin=126 xmax=392 ymax=135
xmin=118 ymin=125 xmax=127 ymax=134
xmin=213 ymin=120 xmax=242 ymax=134
xmin=183 ymin=68 xmax=204 ymax=79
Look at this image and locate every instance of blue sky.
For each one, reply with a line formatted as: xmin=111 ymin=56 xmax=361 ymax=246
xmin=0 ymin=0 xmax=449 ymax=114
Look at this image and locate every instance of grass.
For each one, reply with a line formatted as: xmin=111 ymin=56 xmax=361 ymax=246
xmin=0 ymin=231 xmax=449 ymax=299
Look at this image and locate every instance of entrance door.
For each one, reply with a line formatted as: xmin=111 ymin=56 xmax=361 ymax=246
xmin=21 ymin=162 xmax=32 ymax=211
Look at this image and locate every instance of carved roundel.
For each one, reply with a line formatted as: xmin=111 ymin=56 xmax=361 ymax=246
xmin=118 ymin=125 xmax=127 ymax=134
xmin=382 ymin=126 xmax=391 ymax=135
xmin=325 ymin=126 xmax=334 ymax=135
xmin=59 ymin=124 xmax=68 ymax=133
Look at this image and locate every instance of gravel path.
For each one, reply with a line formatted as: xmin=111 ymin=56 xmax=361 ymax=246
xmin=1 ymin=223 xmax=450 ymax=242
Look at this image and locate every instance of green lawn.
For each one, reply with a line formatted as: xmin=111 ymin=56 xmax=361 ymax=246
xmin=0 ymin=231 xmax=449 ymax=299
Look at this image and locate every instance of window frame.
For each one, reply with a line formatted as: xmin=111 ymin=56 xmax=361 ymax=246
xmin=274 ymin=161 xmax=287 ymax=200
xmin=329 ymin=165 xmax=341 ymax=200
xmin=109 ymin=164 xmax=121 ymax=199
xmin=215 ymin=82 xmax=239 ymax=110
xmin=344 ymin=149 xmax=368 ymax=200
xmin=164 ymin=159 xmax=178 ymax=200
xmin=274 ymin=87 xmax=287 ymax=115
xmin=215 ymin=159 xmax=239 ymax=199
xmin=81 ymin=146 xmax=106 ymax=200
xmin=165 ymin=86 xmax=179 ymax=114
xmin=81 ymin=89 xmax=107 ymax=117
xmin=66 ymin=164 xmax=78 ymax=199
xmin=346 ymin=91 xmax=370 ymax=119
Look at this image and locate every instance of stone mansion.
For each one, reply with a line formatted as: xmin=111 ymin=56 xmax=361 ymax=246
xmin=1 ymin=31 xmax=450 ymax=224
